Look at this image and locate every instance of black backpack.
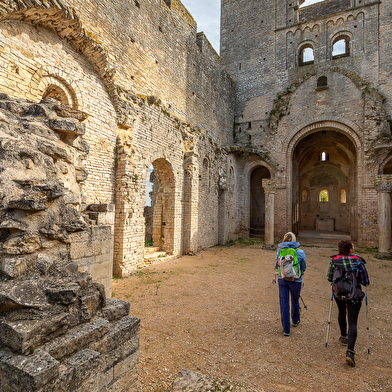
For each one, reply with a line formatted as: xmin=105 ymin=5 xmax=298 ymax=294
xmin=332 ymin=268 xmax=364 ymax=301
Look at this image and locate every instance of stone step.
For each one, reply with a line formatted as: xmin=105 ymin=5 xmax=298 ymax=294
xmin=144 ymin=246 xmax=160 ymax=255
xmin=143 ymin=251 xmax=175 ymax=266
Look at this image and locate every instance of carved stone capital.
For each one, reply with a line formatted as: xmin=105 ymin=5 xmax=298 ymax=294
xmin=374 ymin=175 xmax=392 ymax=193
xmin=262 ymin=179 xmax=277 ymax=194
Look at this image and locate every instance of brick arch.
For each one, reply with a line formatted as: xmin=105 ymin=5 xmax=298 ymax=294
xmin=30 ymin=70 xmax=82 ymax=109
xmin=286 ymin=118 xmax=362 ymax=158
xmin=286 ymin=120 xmax=362 ymax=236
xmin=148 ymin=157 xmax=176 ymax=254
xmin=0 ymin=0 xmax=118 ymax=112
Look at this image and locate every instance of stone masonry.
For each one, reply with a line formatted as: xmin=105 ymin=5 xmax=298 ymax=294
xmin=2 ymin=0 xmax=392 ymax=390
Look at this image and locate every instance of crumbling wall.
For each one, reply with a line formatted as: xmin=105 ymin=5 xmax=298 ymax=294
xmin=0 ymin=96 xmax=139 ymax=391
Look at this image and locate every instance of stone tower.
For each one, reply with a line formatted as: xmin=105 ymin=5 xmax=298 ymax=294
xmin=221 ymin=0 xmax=392 ymax=255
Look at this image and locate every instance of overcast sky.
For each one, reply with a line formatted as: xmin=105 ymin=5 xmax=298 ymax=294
xmin=180 ymin=0 xmax=324 ymax=55
xmin=181 ymin=0 xmax=221 ymax=53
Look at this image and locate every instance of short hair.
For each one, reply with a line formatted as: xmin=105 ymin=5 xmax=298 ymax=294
xmin=282 ymin=232 xmax=296 ymax=242
xmin=338 ymin=240 xmax=353 ymax=255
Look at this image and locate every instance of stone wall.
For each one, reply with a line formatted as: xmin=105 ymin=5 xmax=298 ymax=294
xmin=221 ymin=0 xmax=392 ymax=247
xmin=0 ymin=96 xmax=139 ymax=391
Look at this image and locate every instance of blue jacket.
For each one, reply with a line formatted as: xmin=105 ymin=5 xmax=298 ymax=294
xmin=274 ymin=241 xmax=307 ymax=283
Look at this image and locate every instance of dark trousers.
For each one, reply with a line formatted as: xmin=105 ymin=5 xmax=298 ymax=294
xmin=278 ymin=279 xmax=302 ymax=334
xmin=335 ymin=297 xmax=362 ymax=351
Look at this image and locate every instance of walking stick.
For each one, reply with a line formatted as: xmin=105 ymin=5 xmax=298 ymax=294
xmin=326 ymin=292 xmax=334 ymax=347
xmin=366 ymin=286 xmax=370 ymax=354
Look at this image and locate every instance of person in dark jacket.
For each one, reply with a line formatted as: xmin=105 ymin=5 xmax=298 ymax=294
xmin=327 ymin=240 xmax=370 ymax=367
xmin=274 ymin=232 xmax=306 ymax=337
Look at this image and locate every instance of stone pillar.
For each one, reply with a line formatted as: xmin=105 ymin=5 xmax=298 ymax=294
xmin=262 ymin=179 xmax=277 ymax=250
xmin=375 ymin=175 xmax=392 ymax=259
xmin=183 ymin=152 xmax=199 ymax=254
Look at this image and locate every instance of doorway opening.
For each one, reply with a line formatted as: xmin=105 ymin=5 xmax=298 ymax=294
xmin=144 ymin=159 xmax=175 ymax=255
xmin=292 ymin=130 xmax=357 ymax=240
xmin=250 ymin=166 xmax=271 ymax=237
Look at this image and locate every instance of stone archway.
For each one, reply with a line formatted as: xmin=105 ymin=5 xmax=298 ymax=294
xmin=149 ymin=158 xmax=175 ymax=254
xmin=250 ymin=166 xmax=271 ymax=237
xmin=292 ymin=129 xmax=357 ymax=238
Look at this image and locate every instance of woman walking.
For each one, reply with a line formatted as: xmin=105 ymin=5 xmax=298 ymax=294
xmin=275 ymin=232 xmax=307 ymax=337
xmin=327 ymin=240 xmax=370 ymax=367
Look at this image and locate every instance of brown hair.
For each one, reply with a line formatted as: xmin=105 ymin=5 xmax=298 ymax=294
xmin=282 ymin=232 xmax=296 ymax=243
xmin=338 ymin=240 xmax=353 ymax=255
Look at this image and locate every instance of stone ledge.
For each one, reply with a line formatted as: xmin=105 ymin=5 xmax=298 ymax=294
xmin=41 ymin=317 xmax=110 ymax=361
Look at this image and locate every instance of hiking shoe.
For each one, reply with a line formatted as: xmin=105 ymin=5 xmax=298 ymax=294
xmin=339 ymin=336 xmax=348 ymax=346
xmin=346 ymin=350 xmax=355 ymax=367
xmin=292 ymin=320 xmax=300 ymax=327
xmin=284 ymin=332 xmax=290 ymax=337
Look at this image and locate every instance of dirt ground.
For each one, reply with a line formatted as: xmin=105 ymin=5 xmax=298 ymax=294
xmin=112 ymin=240 xmax=392 ymax=392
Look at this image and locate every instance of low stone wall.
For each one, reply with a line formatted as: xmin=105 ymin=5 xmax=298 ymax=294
xmin=0 ymin=300 xmax=139 ymax=392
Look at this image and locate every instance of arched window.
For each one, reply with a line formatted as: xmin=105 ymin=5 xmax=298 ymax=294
xmin=302 ymin=189 xmax=308 ymax=203
xmin=317 ymin=76 xmax=328 ymax=88
xmin=299 ymin=45 xmax=314 ymax=66
xmin=42 ymin=85 xmax=70 ymax=106
xmin=319 ymin=190 xmax=329 ymax=202
xmin=332 ymin=37 xmax=350 ymax=59
xmin=321 ymin=151 xmax=328 ymax=162
xmin=340 ymin=189 xmax=347 ymax=204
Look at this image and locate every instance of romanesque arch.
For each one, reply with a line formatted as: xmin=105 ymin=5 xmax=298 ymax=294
xmin=0 ymin=0 xmax=118 ymax=111
xmin=149 ymin=158 xmax=176 ymax=254
xmin=249 ymin=165 xmax=272 ymax=238
xmin=288 ymin=121 xmax=360 ymax=239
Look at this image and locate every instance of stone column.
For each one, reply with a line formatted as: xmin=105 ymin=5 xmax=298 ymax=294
xmin=375 ymin=175 xmax=392 ymax=259
xmin=183 ymin=152 xmax=199 ymax=254
xmin=262 ymin=179 xmax=277 ymax=250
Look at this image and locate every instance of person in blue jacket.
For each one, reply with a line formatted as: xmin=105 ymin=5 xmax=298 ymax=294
xmin=274 ymin=232 xmax=307 ymax=336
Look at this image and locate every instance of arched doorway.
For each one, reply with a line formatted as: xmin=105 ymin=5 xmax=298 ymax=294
xmin=145 ymin=158 xmax=175 ymax=254
xmin=292 ymin=130 xmax=357 ymax=237
xmin=250 ymin=166 xmax=271 ymax=237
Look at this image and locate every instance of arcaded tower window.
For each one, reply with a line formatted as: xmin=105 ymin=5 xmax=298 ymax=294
xmin=332 ymin=37 xmax=350 ymax=59
xmin=299 ymin=45 xmax=314 ymax=66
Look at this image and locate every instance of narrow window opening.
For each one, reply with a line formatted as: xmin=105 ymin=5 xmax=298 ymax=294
xmin=319 ymin=190 xmax=329 ymax=202
xmin=317 ymin=76 xmax=328 ymax=88
xmin=248 ymin=122 xmax=252 ymax=129
xmin=302 ymin=189 xmax=308 ymax=203
xmin=340 ymin=189 xmax=347 ymax=204
xmin=321 ymin=151 xmax=327 ymax=161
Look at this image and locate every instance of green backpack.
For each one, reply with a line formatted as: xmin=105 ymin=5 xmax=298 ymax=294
xmin=278 ymin=247 xmax=301 ymax=281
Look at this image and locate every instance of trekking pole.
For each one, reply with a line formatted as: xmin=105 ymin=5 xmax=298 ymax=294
xmin=326 ymin=292 xmax=334 ymax=347
xmin=300 ymin=296 xmax=308 ymax=310
xmin=365 ymin=286 xmax=370 ymax=354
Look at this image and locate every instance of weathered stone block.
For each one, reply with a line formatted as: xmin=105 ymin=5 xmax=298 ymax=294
xmin=0 ymin=255 xmax=29 ymax=278
xmin=0 ymin=280 xmax=45 ymax=313
xmin=49 ymin=118 xmax=86 ymax=136
xmin=42 ymin=317 xmax=110 ymax=361
xmin=100 ymin=299 xmax=130 ymax=322
xmin=0 ymin=313 xmax=69 ymax=355
xmin=0 ymin=348 xmax=59 ymax=391
xmin=8 ymin=194 xmax=48 ymax=211
xmin=45 ymin=283 xmax=80 ymax=305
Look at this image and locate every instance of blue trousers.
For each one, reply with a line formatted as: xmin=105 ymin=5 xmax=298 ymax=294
xmin=278 ymin=279 xmax=302 ymax=334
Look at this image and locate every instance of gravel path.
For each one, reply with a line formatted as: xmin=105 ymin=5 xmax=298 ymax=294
xmin=112 ymin=241 xmax=392 ymax=391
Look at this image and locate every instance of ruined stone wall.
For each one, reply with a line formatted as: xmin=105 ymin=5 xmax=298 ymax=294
xmin=0 ymin=20 xmax=118 ymax=205
xmin=65 ymin=0 xmax=234 ymax=145
xmin=221 ymin=0 xmax=391 ymax=247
